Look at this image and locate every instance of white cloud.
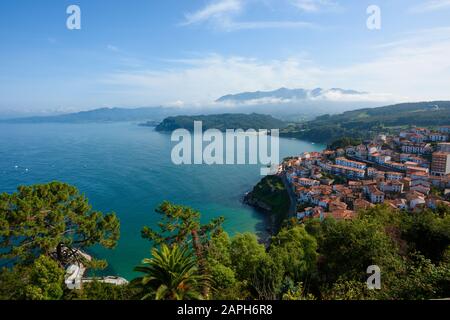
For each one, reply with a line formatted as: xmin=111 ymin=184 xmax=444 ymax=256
xmin=217 ymin=92 xmax=393 ymax=106
xmin=291 ymin=0 xmax=338 ymax=12
xmin=182 ymin=0 xmax=243 ymax=25
xmin=219 ymin=20 xmax=315 ymax=31
xmin=102 ymin=55 xmax=319 ymax=106
xmin=101 ymin=27 xmax=450 ymax=106
xmin=107 ymin=44 xmax=119 ymax=52
xmin=325 ymin=29 xmax=450 ymax=102
xmin=166 ymin=100 xmax=186 ymax=108
xmin=181 ymin=0 xmax=315 ymax=31
xmin=409 ymin=0 xmax=450 ymax=13
xmin=316 ymin=91 xmax=393 ymax=103
xmin=373 ymin=27 xmax=450 ymax=49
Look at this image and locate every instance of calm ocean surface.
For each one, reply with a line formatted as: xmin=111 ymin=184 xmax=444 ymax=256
xmin=0 ymin=122 xmax=324 ymax=279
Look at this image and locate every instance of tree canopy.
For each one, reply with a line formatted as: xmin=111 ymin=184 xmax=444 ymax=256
xmin=2 ymin=188 xmax=450 ymax=301
xmin=0 ymin=182 xmax=120 ymax=267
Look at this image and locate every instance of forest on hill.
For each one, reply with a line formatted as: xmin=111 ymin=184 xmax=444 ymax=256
xmin=155 ymin=113 xmax=287 ymax=132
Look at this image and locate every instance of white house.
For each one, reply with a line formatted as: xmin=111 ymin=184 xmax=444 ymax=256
xmin=406 ymin=192 xmax=426 ymax=209
xmin=298 ymin=178 xmax=320 ymax=187
xmin=386 ymin=172 xmax=404 ymax=180
xmin=335 ymin=157 xmax=367 ymax=170
xmin=379 ymin=181 xmax=404 ymax=193
xmin=368 ymin=186 xmax=385 ymax=204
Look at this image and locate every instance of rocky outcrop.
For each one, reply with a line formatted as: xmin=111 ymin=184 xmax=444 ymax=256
xmin=243 ymin=192 xmax=272 ymax=212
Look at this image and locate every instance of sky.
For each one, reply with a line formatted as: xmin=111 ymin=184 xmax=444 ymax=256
xmin=0 ymin=0 xmax=450 ymax=115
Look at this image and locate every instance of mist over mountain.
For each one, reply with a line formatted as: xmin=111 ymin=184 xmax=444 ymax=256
xmin=1 ymin=87 xmax=393 ymax=123
xmin=216 ymin=87 xmax=368 ymax=104
xmin=1 ymin=100 xmax=388 ymax=124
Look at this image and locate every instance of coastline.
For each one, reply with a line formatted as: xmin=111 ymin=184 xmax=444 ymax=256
xmin=0 ymin=122 xmax=324 ymax=279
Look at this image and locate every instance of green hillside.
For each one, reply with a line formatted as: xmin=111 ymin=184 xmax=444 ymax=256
xmin=244 ymin=175 xmax=291 ymax=230
xmin=281 ymin=101 xmax=450 ymax=143
xmin=155 ymin=113 xmax=287 ymax=132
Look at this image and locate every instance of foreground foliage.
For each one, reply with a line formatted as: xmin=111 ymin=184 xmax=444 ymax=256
xmin=1 ymin=182 xmax=450 ymax=300
xmin=0 ymin=255 xmax=65 ymax=300
xmin=134 ymin=244 xmax=208 ymax=300
xmin=0 ymin=182 xmax=120 ymax=268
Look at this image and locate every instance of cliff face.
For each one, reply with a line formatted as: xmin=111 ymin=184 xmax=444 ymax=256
xmin=243 ymin=175 xmax=291 ymax=232
xmin=244 ymin=193 xmax=272 ymax=212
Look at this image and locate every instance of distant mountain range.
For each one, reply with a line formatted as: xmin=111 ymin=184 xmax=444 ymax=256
xmin=216 ymin=87 xmax=367 ymax=104
xmin=2 ymin=100 xmax=449 ymax=137
xmin=0 ymin=87 xmax=387 ymax=124
xmin=2 ymin=101 xmax=379 ymax=124
xmin=0 ymin=107 xmax=181 ymax=123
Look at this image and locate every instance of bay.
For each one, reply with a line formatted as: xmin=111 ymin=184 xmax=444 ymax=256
xmin=0 ymin=122 xmax=324 ymax=280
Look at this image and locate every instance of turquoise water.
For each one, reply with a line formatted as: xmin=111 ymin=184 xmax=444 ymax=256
xmin=0 ymin=122 xmax=324 ymax=279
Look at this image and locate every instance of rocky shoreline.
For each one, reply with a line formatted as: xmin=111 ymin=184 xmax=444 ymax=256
xmin=243 ymin=191 xmax=277 ymax=245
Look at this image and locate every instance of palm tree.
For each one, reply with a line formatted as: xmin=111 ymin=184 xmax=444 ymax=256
xmin=134 ymin=244 xmax=209 ymax=300
xmin=140 ymin=202 xmax=224 ymax=298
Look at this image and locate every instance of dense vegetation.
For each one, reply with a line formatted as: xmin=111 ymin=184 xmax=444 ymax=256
xmin=281 ymin=101 xmax=450 ymax=143
xmin=0 ymin=182 xmax=120 ymax=269
xmin=155 ymin=113 xmax=287 ymax=132
xmin=1 ymin=182 xmax=450 ymax=300
xmin=244 ymin=176 xmax=291 ymax=230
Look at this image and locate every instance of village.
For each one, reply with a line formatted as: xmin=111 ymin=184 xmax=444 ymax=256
xmin=279 ymin=126 xmax=450 ymax=222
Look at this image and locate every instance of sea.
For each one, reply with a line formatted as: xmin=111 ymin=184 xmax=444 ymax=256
xmin=0 ymin=122 xmax=324 ymax=280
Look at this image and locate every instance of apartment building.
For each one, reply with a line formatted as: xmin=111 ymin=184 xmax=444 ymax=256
xmin=401 ymin=143 xmax=432 ymax=155
xmin=335 ymin=157 xmax=367 ymax=170
xmin=431 ymin=152 xmax=450 ymax=176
